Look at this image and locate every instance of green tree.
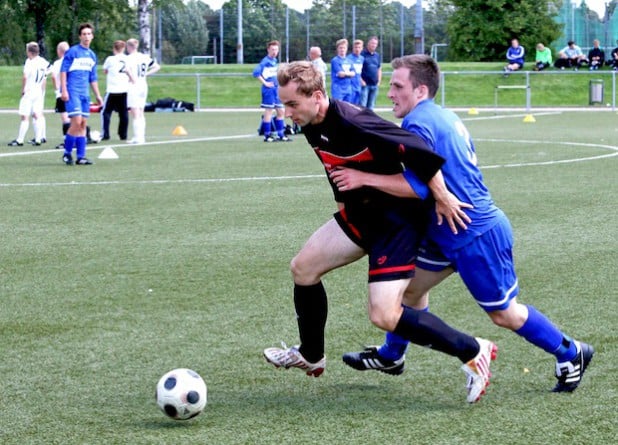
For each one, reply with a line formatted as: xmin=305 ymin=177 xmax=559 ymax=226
xmin=161 ymin=0 xmax=210 ymax=64
xmin=447 ymin=0 xmax=564 ymax=61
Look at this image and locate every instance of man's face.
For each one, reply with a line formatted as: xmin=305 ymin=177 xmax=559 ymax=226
xmin=279 ymin=81 xmax=320 ymax=127
xmin=387 ymin=67 xmax=419 ymax=119
xmin=268 ymin=45 xmax=279 ymax=58
xmin=80 ymin=28 xmax=94 ymax=47
xmin=367 ymin=39 xmax=378 ymax=52
xmin=337 ymin=43 xmax=347 ymax=57
xmin=353 ymin=43 xmax=363 ymax=55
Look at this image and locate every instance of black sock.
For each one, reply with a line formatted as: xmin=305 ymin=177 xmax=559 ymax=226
xmin=393 ymin=306 xmax=479 ymax=363
xmin=62 ymin=122 xmax=70 ymax=135
xmin=294 ymin=282 xmax=327 ymax=363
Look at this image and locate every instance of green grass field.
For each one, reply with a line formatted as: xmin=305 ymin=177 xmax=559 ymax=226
xmin=0 ymin=109 xmax=616 ymax=444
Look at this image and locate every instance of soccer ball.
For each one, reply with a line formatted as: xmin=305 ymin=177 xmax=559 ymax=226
xmin=89 ymin=130 xmax=102 ymax=143
xmin=155 ymin=368 xmax=207 ymax=420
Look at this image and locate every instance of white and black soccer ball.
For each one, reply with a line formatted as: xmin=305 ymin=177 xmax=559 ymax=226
xmin=155 ymin=368 xmax=207 ymax=420
xmin=89 ymin=130 xmax=102 ymax=143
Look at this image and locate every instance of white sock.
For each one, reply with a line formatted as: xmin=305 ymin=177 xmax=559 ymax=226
xmin=17 ymin=120 xmax=29 ymax=143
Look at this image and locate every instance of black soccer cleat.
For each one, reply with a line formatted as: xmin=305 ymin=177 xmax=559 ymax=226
xmin=552 ymin=341 xmax=594 ymax=393
xmin=7 ymin=139 xmax=23 ymax=146
xmin=63 ymin=153 xmax=74 ymax=165
xmin=342 ymin=346 xmax=405 ymax=376
xmin=75 ymin=157 xmax=94 ymax=165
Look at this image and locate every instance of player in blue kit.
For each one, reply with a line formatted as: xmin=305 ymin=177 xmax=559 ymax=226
xmin=263 ymin=61 xmax=498 ymax=404
xmin=338 ymin=54 xmax=594 ymax=393
xmin=60 ymin=23 xmax=103 ymax=165
xmin=330 ymin=39 xmax=355 ymax=102
xmin=253 ymin=40 xmax=289 ymax=142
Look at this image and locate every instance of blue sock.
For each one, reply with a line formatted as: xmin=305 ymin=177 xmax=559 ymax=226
xmin=261 ymin=121 xmax=271 ymax=137
xmin=378 ymin=305 xmax=429 ymax=360
xmin=64 ymin=134 xmax=76 ymax=156
xmin=515 ymin=305 xmax=577 ymax=362
xmin=275 ymin=118 xmax=285 ymax=138
xmin=76 ymin=136 xmax=87 ymax=159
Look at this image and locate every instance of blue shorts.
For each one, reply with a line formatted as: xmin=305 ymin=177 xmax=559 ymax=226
xmin=417 ymin=216 xmax=519 ymax=311
xmin=260 ymin=87 xmax=283 ymax=109
xmin=335 ymin=204 xmax=428 ymax=283
xmin=65 ymin=92 xmax=91 ymax=118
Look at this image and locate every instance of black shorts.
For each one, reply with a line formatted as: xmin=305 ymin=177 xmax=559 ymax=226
xmin=334 ymin=204 xmax=428 ymax=283
xmin=55 ymin=97 xmax=66 ymax=113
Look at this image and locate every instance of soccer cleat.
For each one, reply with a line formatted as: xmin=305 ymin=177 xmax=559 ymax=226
xmin=342 ymin=346 xmax=405 ymax=376
xmin=552 ymin=341 xmax=594 ymax=393
xmin=263 ymin=342 xmax=325 ymax=377
xmin=460 ymin=338 xmax=498 ymax=403
xmin=63 ymin=153 xmax=74 ymax=165
xmin=277 ymin=135 xmax=292 ymax=142
xmin=55 ymin=143 xmax=65 ymax=150
xmin=29 ymin=138 xmax=46 ymax=145
xmin=7 ymin=140 xmax=23 ymax=146
xmin=263 ymin=135 xmax=276 ymax=143
xmin=75 ymin=157 xmax=93 ymax=165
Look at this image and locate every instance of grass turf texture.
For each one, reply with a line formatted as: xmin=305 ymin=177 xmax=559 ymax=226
xmin=0 ymin=110 xmax=616 ymax=444
xmin=0 ymin=62 xmax=617 ymax=109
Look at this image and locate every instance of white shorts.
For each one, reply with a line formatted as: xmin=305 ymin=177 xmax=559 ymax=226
xmin=19 ymin=93 xmax=44 ymax=116
xmin=127 ymin=86 xmax=148 ymax=109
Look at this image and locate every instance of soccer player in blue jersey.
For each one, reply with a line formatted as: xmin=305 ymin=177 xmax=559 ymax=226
xmin=338 ymin=54 xmax=594 ymax=393
xmin=60 ymin=23 xmax=103 ymax=165
xmin=253 ymin=40 xmax=289 ymax=142
xmin=347 ymin=40 xmax=364 ymax=105
xmin=263 ymin=61 xmax=498 ymax=404
xmin=330 ymin=39 xmax=355 ymax=102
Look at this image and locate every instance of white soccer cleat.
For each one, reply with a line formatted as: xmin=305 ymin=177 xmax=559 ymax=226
xmin=263 ymin=342 xmax=325 ymax=377
xmin=460 ymin=338 xmax=498 ymax=403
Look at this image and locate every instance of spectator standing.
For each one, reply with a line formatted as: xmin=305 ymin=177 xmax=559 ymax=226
xmin=126 ymin=38 xmax=160 ymax=144
xmin=555 ymin=41 xmax=586 ymax=70
xmin=348 ymin=39 xmax=364 ymax=105
xmin=60 ymin=23 xmax=103 ymax=165
xmin=253 ymin=40 xmax=289 ymax=142
xmin=504 ymin=38 xmax=525 ymax=74
xmin=309 ymin=46 xmax=328 ymax=89
xmin=534 ymin=43 xmax=553 ymax=71
xmin=331 ymin=38 xmax=355 ymax=102
xmin=360 ymin=36 xmax=382 ymax=109
xmin=101 ymin=40 xmax=132 ymax=141
xmin=8 ymin=42 xmax=50 ymax=147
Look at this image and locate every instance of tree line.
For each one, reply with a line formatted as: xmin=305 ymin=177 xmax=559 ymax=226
xmin=2 ymin=0 xmax=613 ymax=67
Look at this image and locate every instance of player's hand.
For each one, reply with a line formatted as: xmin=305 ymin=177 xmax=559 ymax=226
xmin=434 ymin=192 xmax=473 ymax=235
xmin=61 ymin=91 xmax=69 ymax=102
xmin=96 ymin=95 xmax=103 ymax=105
xmin=329 ymin=167 xmax=366 ymax=192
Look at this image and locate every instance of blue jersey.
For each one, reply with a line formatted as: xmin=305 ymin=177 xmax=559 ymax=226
xmin=402 ymin=99 xmax=501 ymax=252
xmin=347 ymin=53 xmax=364 ymax=92
xmin=252 ymin=55 xmax=278 ymax=92
xmin=331 ymin=55 xmax=352 ymax=99
xmin=61 ymin=44 xmax=98 ymax=96
xmin=506 ymin=46 xmax=525 ymax=65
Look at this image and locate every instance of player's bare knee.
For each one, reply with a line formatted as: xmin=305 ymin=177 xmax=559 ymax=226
xmin=368 ymin=307 xmax=397 ymax=331
xmin=290 ymin=255 xmax=319 ymax=285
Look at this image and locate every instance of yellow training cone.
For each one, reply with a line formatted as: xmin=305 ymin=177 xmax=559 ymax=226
xmin=468 ymin=108 xmax=479 ymax=115
xmin=523 ymin=114 xmax=536 ymax=123
xmin=172 ymin=125 xmax=188 ymax=136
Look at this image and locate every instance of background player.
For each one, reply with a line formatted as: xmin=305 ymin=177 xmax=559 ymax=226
xmin=101 ymin=40 xmax=132 ymax=141
xmin=50 ymin=41 xmax=70 ymax=149
xmin=253 ymin=40 xmax=289 ymax=142
xmin=60 ymin=23 xmax=103 ymax=165
xmin=7 ymin=42 xmax=50 ymax=147
xmin=125 ymin=38 xmax=160 ymax=144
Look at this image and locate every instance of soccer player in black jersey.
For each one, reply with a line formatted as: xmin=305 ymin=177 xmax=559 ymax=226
xmin=263 ymin=61 xmax=497 ymax=403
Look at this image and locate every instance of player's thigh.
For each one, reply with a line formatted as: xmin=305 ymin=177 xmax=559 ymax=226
xmin=18 ymin=96 xmax=34 ymax=116
xmin=403 ymin=266 xmax=454 ymax=307
xmin=292 ymin=218 xmax=364 ymax=283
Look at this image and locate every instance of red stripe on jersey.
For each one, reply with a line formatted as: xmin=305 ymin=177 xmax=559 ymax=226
xmin=369 ymin=264 xmax=415 ymax=277
xmin=314 ymin=147 xmax=374 ymax=169
xmin=339 ymin=208 xmax=362 ymax=240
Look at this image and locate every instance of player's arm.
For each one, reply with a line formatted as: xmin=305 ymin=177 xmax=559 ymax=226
xmin=147 ymin=60 xmax=161 ymax=77
xmin=90 ymin=81 xmax=103 ymax=105
xmin=60 ymin=71 xmax=69 ymax=101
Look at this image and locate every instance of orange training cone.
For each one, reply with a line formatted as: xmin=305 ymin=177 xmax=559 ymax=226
xmin=172 ymin=125 xmax=188 ymax=136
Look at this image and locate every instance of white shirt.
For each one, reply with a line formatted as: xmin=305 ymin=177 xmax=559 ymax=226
xmin=104 ymin=53 xmax=130 ymax=93
xmin=126 ymin=51 xmax=156 ymax=89
xmin=23 ymin=55 xmax=49 ymax=97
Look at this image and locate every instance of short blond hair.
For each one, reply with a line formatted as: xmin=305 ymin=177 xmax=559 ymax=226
xmin=26 ymin=42 xmax=39 ymax=55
